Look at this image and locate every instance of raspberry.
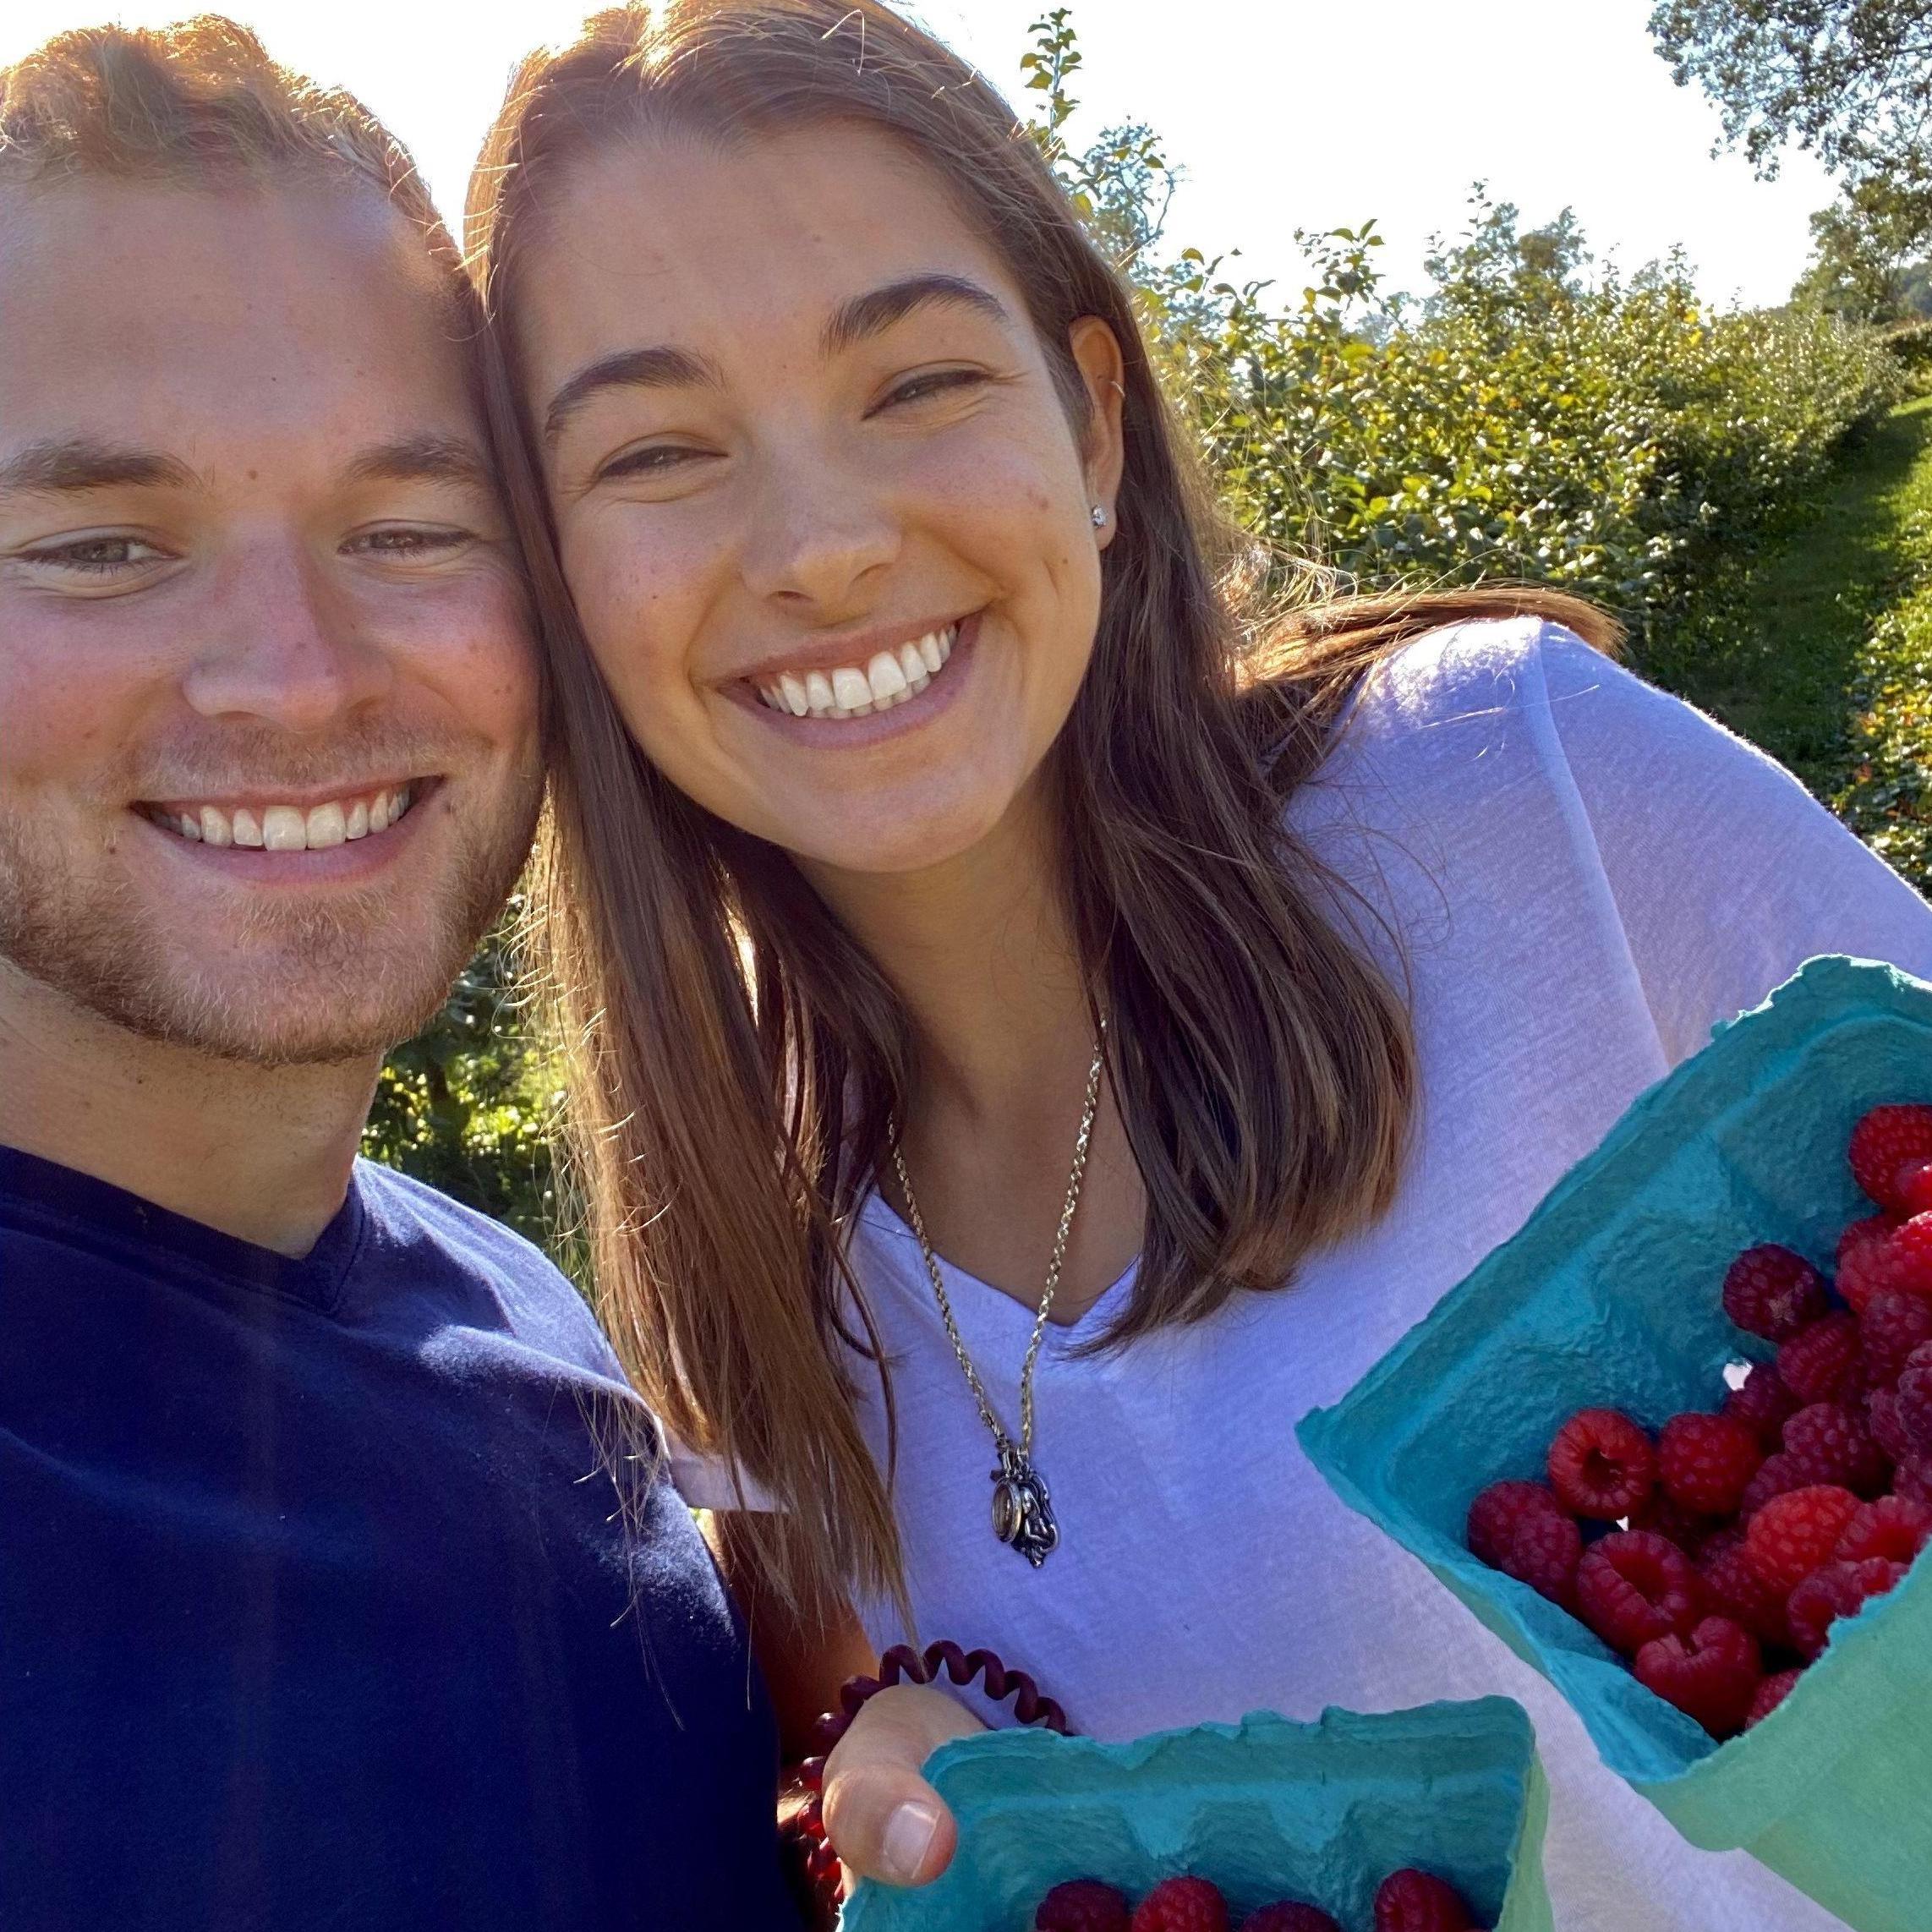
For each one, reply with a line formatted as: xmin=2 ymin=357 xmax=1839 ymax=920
xmin=1778 ymin=1314 xmax=1866 ymax=1406
xmin=1371 ymin=1869 xmax=1475 ymax=1932
xmin=1657 ymin=1411 xmax=1763 ymax=1515
xmin=1037 ymin=1881 xmax=1132 ymax=1932
xmin=1465 ymin=1481 xmax=1581 ymax=1606
xmin=1239 ymin=1908 xmax=1342 ymax=1932
xmin=1721 ymin=1245 xmax=1827 ymax=1341
xmin=1896 ymin=1456 xmax=1932 ymax=1506
xmin=1131 ymin=1878 xmax=1229 ymax=1932
xmin=1870 ymin=1387 xmax=1913 ymax=1460
xmin=1547 ymin=1409 xmax=1656 ymax=1519
xmin=1879 ymin=1216 xmax=1932 ymax=1298
xmin=1781 ymin=1402 xmax=1891 ymax=1497
xmin=1721 ymin=1362 xmax=1799 ymax=1446
xmin=1634 ymin=1614 xmax=1762 ymax=1738
xmin=1786 ymin=1557 xmax=1907 ymax=1660
xmin=1900 ymin=1160 xmax=1932 ymax=1217
xmin=1896 ymin=1345 xmax=1932 ymax=1456
xmin=1836 ymin=1494 xmax=1931 ymax=1565
xmin=1698 ymin=1528 xmax=1792 ymax=1645
xmin=1628 ymin=1490 xmax=1717 ymax=1557
xmin=1745 ymin=1667 xmax=1803 ymax=1727
xmin=1848 ymin=1103 xmax=1932 ymax=1211
xmin=1861 ymin=1289 xmax=1932 ymax=1390
xmin=1575 ymin=1530 xmax=1703 ymax=1656
xmin=1745 ymin=1485 xmax=1863 ymax=1596
xmin=1738 ymin=1451 xmax=1809 ymax=1518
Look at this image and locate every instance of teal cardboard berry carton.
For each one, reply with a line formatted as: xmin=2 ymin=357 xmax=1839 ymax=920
xmin=840 ymin=1697 xmax=1549 ymax=1932
xmin=1298 ymin=955 xmax=1932 ymax=1932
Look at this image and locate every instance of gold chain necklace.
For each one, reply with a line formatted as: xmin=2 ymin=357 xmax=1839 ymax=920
xmin=889 ymin=1033 xmax=1105 ymax=1568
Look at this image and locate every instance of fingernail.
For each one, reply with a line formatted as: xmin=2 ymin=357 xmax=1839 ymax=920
xmin=882 ymin=1798 xmax=942 ymax=1882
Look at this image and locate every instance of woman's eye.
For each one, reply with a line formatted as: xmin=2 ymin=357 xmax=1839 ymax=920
xmin=19 ymin=534 xmax=169 ymax=577
xmin=878 ymin=368 xmax=988 ymax=411
xmin=595 ymin=444 xmax=710 ymax=484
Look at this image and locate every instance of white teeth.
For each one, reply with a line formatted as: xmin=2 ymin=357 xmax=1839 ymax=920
xmin=200 ymin=806 xmax=232 ymax=847
xmin=804 ymin=670 xmax=835 ymax=716
xmin=780 ymin=671 xmax=809 ymax=716
xmin=179 ymin=813 xmax=202 ymax=840
xmin=232 ymin=807 xmax=264 ymax=848
xmin=306 ymin=802 xmax=347 ymax=849
xmin=369 ymin=793 xmax=391 ymax=834
xmin=345 ymin=799 xmax=369 ymax=840
xmin=897 ymin=642 xmax=928 ymax=687
xmin=919 ymin=630 xmax=944 ymax=675
xmin=260 ymin=806 xmax=306 ymax=851
xmin=866 ymin=651 xmax=909 ymax=704
xmin=831 ymin=666 xmax=873 ymax=713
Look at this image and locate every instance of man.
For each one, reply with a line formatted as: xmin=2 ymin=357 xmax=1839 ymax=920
xmin=0 ymin=20 xmax=950 ymax=1927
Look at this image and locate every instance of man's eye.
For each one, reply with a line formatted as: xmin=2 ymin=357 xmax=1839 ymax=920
xmin=878 ymin=369 xmax=987 ymax=411
xmin=349 ymin=526 xmax=472 ymax=558
xmin=19 ymin=535 xmax=168 ymax=576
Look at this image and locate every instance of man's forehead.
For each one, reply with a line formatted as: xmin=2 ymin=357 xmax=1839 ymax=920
xmin=0 ymin=176 xmax=479 ymax=469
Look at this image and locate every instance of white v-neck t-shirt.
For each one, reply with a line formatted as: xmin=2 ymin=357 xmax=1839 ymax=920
xmin=679 ymin=618 xmax=1932 ymax=1930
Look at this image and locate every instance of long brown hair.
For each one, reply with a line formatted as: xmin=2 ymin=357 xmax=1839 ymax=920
xmin=466 ymin=0 xmax=1620 ymax=1622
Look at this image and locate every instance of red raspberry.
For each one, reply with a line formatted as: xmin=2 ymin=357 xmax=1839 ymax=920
xmin=1745 ymin=1667 xmax=1803 ymax=1727
xmin=1634 ymin=1614 xmax=1762 ymax=1738
xmin=1575 ymin=1530 xmax=1703 ymax=1655
xmin=1861 ymin=1289 xmax=1932 ymax=1390
xmin=1869 ymin=1387 xmax=1913 ymax=1461
xmin=1038 ymin=1881 xmax=1132 ymax=1932
xmin=1896 ymin=1456 xmax=1932 ymax=1507
xmin=1838 ymin=1216 xmax=1902 ymax=1313
xmin=1745 ymin=1485 xmax=1863 ymax=1596
xmin=1131 ymin=1878 xmax=1229 ymax=1932
xmin=1628 ymin=1490 xmax=1717 ymax=1557
xmin=1721 ymin=1361 xmax=1799 ymax=1446
xmin=1239 ymin=1907 xmax=1342 ymax=1932
xmin=1738 ymin=1451 xmax=1809 ymax=1518
xmin=1721 ymin=1245 xmax=1827 ymax=1341
xmin=1836 ymin=1494 xmax=1931 ymax=1565
xmin=1697 ymin=1528 xmax=1792 ymax=1645
xmin=1371 ymin=1869 xmax=1475 ymax=1932
xmin=1899 ymin=1160 xmax=1932 ymax=1217
xmin=1896 ymin=1345 xmax=1932 ymax=1456
xmin=1848 ymin=1103 xmax=1932 ymax=1211
xmin=1464 ymin=1481 xmax=1580 ymax=1606
xmin=1787 ymin=1557 xmax=1907 ymax=1660
xmin=1657 ymin=1411 xmax=1764 ymax=1516
xmin=1778 ymin=1314 xmax=1866 ymax=1406
xmin=1547 ymin=1409 xmax=1656 ymax=1519
xmin=1879 ymin=1216 xmax=1932 ymax=1298
xmin=1781 ymin=1402 xmax=1891 ymax=1497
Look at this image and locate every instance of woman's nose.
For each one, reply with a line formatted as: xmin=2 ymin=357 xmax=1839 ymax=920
xmin=738 ymin=444 xmax=903 ymax=613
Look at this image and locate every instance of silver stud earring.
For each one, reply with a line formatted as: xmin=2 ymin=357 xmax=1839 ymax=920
xmin=1091 ymin=505 xmax=1108 ymax=528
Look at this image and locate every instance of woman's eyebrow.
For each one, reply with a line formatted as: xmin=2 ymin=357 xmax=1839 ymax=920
xmin=544 ymin=345 xmax=722 ymax=444
xmin=820 ymin=274 xmax=1008 ymax=357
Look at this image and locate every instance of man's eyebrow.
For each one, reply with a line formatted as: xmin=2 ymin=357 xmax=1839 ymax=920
xmin=0 ymin=438 xmax=199 ymax=497
xmin=820 ymin=274 xmax=1009 ymax=358
xmin=544 ymin=346 xmax=722 ymax=443
xmin=344 ymin=434 xmax=494 ymax=490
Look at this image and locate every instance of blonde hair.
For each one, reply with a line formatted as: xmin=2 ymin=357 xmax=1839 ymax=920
xmin=468 ymin=1 xmax=1622 ymax=1623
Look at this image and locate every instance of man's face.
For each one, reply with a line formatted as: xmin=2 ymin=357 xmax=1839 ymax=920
xmin=0 ymin=178 xmax=540 ymax=1066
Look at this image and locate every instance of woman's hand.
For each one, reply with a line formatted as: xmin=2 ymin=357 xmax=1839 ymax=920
xmin=819 ymin=1683 xmax=982 ymax=1886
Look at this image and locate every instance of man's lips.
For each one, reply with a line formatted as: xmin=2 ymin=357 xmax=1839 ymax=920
xmin=135 ymin=779 xmax=432 ymax=851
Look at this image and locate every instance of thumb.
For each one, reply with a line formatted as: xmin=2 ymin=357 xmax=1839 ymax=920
xmin=820 ymin=1683 xmax=982 ymax=1887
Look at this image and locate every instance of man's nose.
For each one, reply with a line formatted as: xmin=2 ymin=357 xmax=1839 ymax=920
xmin=739 ymin=441 xmax=902 ymax=611
xmin=181 ymin=537 xmax=393 ymax=731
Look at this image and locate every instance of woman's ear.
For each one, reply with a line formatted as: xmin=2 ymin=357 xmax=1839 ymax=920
xmin=1069 ymin=315 xmax=1126 ymax=550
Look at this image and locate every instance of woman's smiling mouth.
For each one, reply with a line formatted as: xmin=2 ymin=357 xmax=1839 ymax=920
xmin=748 ymin=621 xmax=961 ymax=720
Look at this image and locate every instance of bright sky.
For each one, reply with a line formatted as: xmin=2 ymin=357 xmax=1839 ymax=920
xmin=1 ymin=0 xmax=1840 ymax=309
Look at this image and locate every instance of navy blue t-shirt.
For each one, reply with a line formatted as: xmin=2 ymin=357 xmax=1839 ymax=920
xmin=0 ymin=1147 xmax=799 ymax=1929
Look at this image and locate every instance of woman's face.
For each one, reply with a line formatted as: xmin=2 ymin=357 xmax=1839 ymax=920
xmin=513 ymin=122 xmax=1124 ymax=878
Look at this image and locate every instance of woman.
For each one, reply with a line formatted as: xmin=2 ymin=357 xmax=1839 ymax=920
xmin=466 ymin=5 xmax=1932 ymax=1924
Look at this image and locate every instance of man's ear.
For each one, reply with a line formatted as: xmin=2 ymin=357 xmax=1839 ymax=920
xmin=1069 ymin=315 xmax=1126 ymax=549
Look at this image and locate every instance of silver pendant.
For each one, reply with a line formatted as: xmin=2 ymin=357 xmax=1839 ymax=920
xmin=990 ymin=1442 xmax=1059 ymax=1566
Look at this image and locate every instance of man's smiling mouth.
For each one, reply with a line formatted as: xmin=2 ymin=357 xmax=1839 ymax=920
xmin=750 ymin=621 xmax=958 ymax=719
xmin=136 ymin=782 xmax=427 ymax=851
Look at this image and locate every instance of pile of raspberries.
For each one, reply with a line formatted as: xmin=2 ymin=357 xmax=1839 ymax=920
xmin=1033 ymin=1868 xmax=1484 ymax=1931
xmin=1465 ymin=1102 xmax=1932 ymax=1738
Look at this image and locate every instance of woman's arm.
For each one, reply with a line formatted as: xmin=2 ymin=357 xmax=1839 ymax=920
xmin=703 ymin=1508 xmax=977 ymax=1886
